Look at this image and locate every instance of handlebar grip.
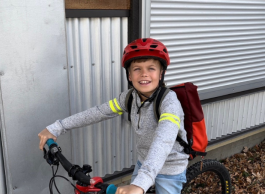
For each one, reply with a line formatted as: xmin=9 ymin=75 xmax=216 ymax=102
xmin=46 ymin=139 xmax=58 ymax=148
xmin=106 ymin=184 xmax=117 ymax=194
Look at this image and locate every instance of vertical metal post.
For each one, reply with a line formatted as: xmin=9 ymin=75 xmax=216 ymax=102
xmin=0 ymin=80 xmax=7 ymax=194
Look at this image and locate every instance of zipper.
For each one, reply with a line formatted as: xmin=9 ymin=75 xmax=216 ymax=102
xmin=138 ymin=109 xmax=141 ymax=129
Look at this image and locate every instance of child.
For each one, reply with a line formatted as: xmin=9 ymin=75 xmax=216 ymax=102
xmin=38 ymin=38 xmax=189 ymax=194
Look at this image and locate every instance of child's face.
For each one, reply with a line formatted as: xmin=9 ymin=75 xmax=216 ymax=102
xmin=128 ymin=59 xmax=163 ymax=100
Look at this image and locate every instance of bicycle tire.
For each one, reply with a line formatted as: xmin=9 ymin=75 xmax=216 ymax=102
xmin=182 ymin=159 xmax=231 ymax=194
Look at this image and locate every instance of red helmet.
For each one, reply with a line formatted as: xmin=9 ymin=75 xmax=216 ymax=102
xmin=122 ymin=38 xmax=170 ymax=69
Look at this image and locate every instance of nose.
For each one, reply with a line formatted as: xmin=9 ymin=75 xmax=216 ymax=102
xmin=141 ymin=68 xmax=148 ymax=77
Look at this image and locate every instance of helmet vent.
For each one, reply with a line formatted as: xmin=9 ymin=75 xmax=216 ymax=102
xmin=150 ymin=45 xmax=158 ymax=48
xmin=149 ymin=49 xmax=154 ymax=51
xmin=135 ymin=50 xmax=140 ymax=52
xmin=130 ymin=45 xmax=137 ymax=49
xmin=163 ymin=49 xmax=167 ymax=53
xmin=142 ymin=38 xmax=147 ymax=42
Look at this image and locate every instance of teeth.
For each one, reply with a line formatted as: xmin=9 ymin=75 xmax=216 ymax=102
xmin=140 ymin=81 xmax=149 ymax=84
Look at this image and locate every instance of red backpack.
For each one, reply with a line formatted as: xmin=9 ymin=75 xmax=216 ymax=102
xmin=126 ymin=82 xmax=208 ymax=160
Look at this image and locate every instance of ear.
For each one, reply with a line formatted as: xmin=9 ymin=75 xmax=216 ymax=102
xmin=160 ymin=70 xmax=166 ymax=80
xmin=128 ymin=72 xmax=132 ymax=81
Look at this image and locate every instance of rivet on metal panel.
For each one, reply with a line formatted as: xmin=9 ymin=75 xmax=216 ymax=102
xmin=92 ymin=63 xmax=95 ymax=66
xmin=13 ymin=186 xmax=17 ymax=190
xmin=112 ymin=61 xmax=115 ymax=63
xmin=63 ymin=66 xmax=67 ymax=69
xmin=70 ymin=66 xmax=73 ymax=68
xmin=114 ymin=156 xmax=116 ymax=158
xmin=0 ymin=71 xmax=4 ymax=76
xmin=95 ymin=161 xmax=98 ymax=163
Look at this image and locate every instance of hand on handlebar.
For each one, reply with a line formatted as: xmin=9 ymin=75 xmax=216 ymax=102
xmin=115 ymin=185 xmax=144 ymax=194
xmin=38 ymin=128 xmax=57 ymax=150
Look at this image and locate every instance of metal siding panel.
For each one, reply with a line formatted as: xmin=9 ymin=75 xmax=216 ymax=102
xmin=260 ymin=93 xmax=265 ymax=123
xmin=252 ymin=93 xmax=258 ymax=126
xmin=66 ymin=17 xmax=132 ymax=177
xmin=212 ymin=103 xmax=219 ymax=138
xmin=219 ymin=101 xmax=225 ymax=137
xmin=0 ymin=1 xmax=72 ymax=193
xmin=256 ymin=93 xmax=262 ymax=125
xmin=204 ymin=105 xmax=212 ymax=139
xmin=228 ymin=100 xmax=234 ymax=134
xmin=247 ymin=95 xmax=254 ymax=128
xmin=148 ymin=0 xmax=265 ymax=94
xmin=237 ymin=97 xmax=245 ymax=131
xmin=242 ymin=95 xmax=249 ymax=129
xmin=202 ymin=90 xmax=265 ymax=141
xmin=120 ymin=18 xmax=134 ymax=168
xmin=233 ymin=99 xmax=240 ymax=133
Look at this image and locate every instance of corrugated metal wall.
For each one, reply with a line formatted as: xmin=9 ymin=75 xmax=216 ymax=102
xmin=203 ymin=90 xmax=265 ymax=141
xmin=145 ymin=0 xmax=265 ymax=95
xmin=65 ymin=17 xmax=137 ymax=177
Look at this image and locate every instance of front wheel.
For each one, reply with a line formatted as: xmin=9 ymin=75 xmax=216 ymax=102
xmin=182 ymin=159 xmax=231 ymax=194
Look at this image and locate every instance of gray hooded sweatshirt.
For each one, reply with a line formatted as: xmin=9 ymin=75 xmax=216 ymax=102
xmin=46 ymin=89 xmax=189 ymax=193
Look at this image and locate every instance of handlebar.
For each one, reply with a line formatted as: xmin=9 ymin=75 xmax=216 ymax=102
xmin=45 ymin=139 xmax=117 ymax=194
xmin=46 ymin=139 xmax=92 ymax=185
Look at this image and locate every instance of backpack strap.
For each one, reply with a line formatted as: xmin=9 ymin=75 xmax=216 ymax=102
xmin=153 ymin=87 xmax=171 ymax=121
xmin=125 ymin=88 xmax=134 ymax=122
xmin=176 ymin=136 xmax=207 ymax=158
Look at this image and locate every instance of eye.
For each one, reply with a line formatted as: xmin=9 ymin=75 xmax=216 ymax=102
xmin=133 ymin=68 xmax=140 ymax=71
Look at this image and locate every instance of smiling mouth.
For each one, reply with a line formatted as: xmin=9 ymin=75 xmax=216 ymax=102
xmin=139 ymin=81 xmax=151 ymax=84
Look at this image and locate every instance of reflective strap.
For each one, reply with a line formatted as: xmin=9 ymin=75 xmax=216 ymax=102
xmin=159 ymin=113 xmax=180 ymax=128
xmin=160 ymin=113 xmax=180 ymax=123
xmin=159 ymin=117 xmax=180 ymax=128
xmin=109 ymin=99 xmax=123 ymax=115
xmin=114 ymin=98 xmax=122 ymax=111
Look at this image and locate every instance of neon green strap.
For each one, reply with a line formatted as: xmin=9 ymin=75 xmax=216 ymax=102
xmin=159 ymin=113 xmax=180 ymax=128
xmin=114 ymin=98 xmax=122 ymax=111
xmin=109 ymin=98 xmax=123 ymax=115
xmin=160 ymin=113 xmax=180 ymax=123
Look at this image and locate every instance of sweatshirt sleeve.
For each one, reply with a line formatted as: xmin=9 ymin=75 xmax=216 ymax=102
xmin=46 ymin=90 xmax=129 ymax=137
xmin=131 ymin=91 xmax=186 ymax=192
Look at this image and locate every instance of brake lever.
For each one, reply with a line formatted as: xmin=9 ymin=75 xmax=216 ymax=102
xmin=43 ymin=147 xmax=59 ymax=166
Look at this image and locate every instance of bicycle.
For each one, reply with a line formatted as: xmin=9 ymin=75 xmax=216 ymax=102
xmin=43 ymin=139 xmax=231 ymax=194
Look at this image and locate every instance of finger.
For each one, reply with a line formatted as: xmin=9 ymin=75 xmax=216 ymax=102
xmin=39 ymin=137 xmax=47 ymax=150
xmin=115 ymin=187 xmax=120 ymax=194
